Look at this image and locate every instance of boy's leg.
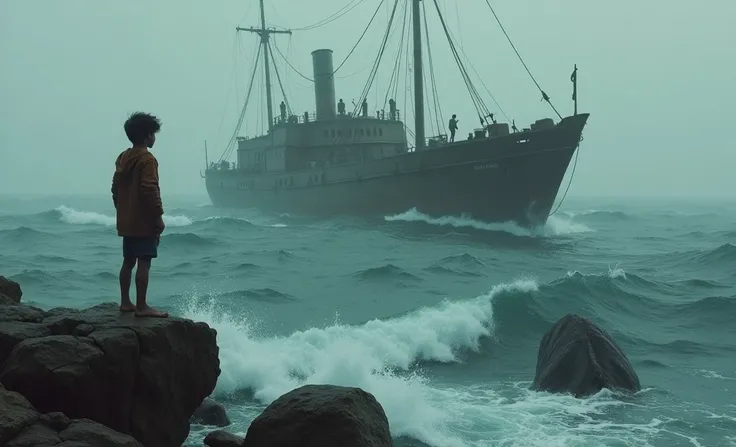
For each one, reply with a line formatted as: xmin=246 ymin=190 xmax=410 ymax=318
xmin=119 ymin=238 xmax=137 ymax=312
xmin=132 ymin=237 xmax=168 ymax=318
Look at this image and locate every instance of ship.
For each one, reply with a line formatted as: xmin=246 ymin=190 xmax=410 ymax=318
xmin=204 ymin=0 xmax=589 ymax=228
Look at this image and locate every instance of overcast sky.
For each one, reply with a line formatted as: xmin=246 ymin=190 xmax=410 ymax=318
xmin=1 ymin=0 xmax=734 ymax=198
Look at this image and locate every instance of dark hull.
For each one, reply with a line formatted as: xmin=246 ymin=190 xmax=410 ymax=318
xmin=205 ymin=114 xmax=588 ymax=227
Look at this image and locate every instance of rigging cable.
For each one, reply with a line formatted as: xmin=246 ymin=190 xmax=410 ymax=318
xmin=332 ymin=0 xmax=386 ymax=76
xmin=213 ymin=34 xmax=241 ymax=158
xmin=445 ymin=22 xmax=511 ymax=123
xmin=382 ymin=0 xmax=409 ymax=110
xmin=219 ymin=43 xmax=263 ymax=163
xmin=430 ymin=0 xmax=489 ymax=123
xmin=272 ymin=41 xmax=314 ymax=82
xmin=351 ymin=0 xmax=401 ymax=117
xmin=482 ymin=0 xmax=562 ymax=120
xmin=292 ymin=0 xmax=366 ymax=31
xmin=422 ymin=0 xmax=443 ymax=136
xmin=267 ymin=41 xmax=293 ymax=115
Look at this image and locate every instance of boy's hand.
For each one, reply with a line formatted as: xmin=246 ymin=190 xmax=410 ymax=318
xmin=155 ymin=216 xmax=166 ymax=235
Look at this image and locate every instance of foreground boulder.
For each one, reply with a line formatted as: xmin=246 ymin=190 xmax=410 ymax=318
xmin=204 ymin=430 xmax=244 ymax=447
xmin=533 ymin=314 xmax=641 ymax=397
xmin=243 ymin=384 xmax=392 ymax=447
xmin=0 ymin=301 xmax=221 ymax=447
xmin=0 ymin=276 xmax=22 ymax=305
xmin=192 ymin=397 xmax=231 ymax=427
xmin=1 ymin=383 xmax=142 ymax=446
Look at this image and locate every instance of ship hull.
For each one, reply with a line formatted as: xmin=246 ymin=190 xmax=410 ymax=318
xmin=205 ymin=114 xmax=588 ymax=227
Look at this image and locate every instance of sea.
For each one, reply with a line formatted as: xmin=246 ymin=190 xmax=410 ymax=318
xmin=0 ymin=194 xmax=734 ymax=447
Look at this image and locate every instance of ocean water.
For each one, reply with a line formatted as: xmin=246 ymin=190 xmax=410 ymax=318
xmin=1 ymin=194 xmax=735 ymax=447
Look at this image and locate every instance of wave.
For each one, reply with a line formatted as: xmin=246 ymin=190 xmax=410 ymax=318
xmin=423 ymin=253 xmax=486 ymax=278
xmin=30 ymin=206 xmax=287 ymax=231
xmin=384 ymin=208 xmax=591 ymax=237
xmin=563 ymin=209 xmax=632 ymax=221
xmin=160 ymin=233 xmax=218 ymax=247
xmin=354 ymin=264 xmax=421 ymax=282
xmin=695 ymin=243 xmax=736 ymax=264
xmin=218 ymin=288 xmax=298 ymax=304
xmin=651 ymin=243 xmax=736 ymax=269
xmin=0 ymin=226 xmax=54 ymax=242
xmin=182 ymin=274 xmax=690 ymax=446
xmin=181 ymin=280 xmax=532 ymax=446
xmin=46 ymin=205 xmax=192 ymax=227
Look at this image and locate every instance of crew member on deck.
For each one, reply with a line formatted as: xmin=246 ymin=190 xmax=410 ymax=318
xmin=449 ymin=114 xmax=459 ymax=142
xmin=338 ymin=99 xmax=346 ymax=115
xmin=280 ymin=101 xmax=287 ymax=123
xmin=361 ymin=99 xmax=368 ymax=117
xmin=389 ymin=98 xmax=396 ymax=120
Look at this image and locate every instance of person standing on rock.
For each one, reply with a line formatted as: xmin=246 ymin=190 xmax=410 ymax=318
xmin=111 ymin=111 xmax=168 ymax=318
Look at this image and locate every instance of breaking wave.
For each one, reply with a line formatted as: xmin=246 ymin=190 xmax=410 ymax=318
xmin=384 ymin=208 xmax=591 ymax=237
xmin=181 ymin=268 xmax=731 ymax=446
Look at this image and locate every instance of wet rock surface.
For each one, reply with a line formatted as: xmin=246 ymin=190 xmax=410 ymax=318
xmin=533 ymin=313 xmax=641 ymax=397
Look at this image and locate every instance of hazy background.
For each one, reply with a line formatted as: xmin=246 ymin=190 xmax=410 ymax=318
xmin=1 ymin=0 xmax=734 ymax=198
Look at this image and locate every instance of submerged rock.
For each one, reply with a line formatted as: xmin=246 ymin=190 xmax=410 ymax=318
xmin=1 ymin=383 xmax=143 ymax=447
xmin=0 ymin=276 xmax=22 ymax=305
xmin=0 ymin=301 xmax=221 ymax=447
xmin=192 ymin=397 xmax=231 ymax=427
xmin=533 ymin=314 xmax=641 ymax=397
xmin=243 ymin=384 xmax=392 ymax=447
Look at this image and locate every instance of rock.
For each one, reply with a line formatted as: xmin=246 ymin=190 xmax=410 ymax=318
xmin=243 ymin=384 xmax=392 ymax=447
xmin=0 ymin=302 xmax=221 ymax=447
xmin=8 ymin=419 xmax=145 ymax=447
xmin=1 ymin=383 xmax=143 ymax=447
xmin=0 ymin=384 xmax=38 ymax=445
xmin=0 ymin=305 xmax=46 ymax=323
xmin=533 ymin=314 xmax=641 ymax=397
xmin=192 ymin=397 xmax=231 ymax=427
xmin=0 ymin=276 xmax=22 ymax=304
xmin=204 ymin=430 xmax=244 ymax=447
xmin=0 ymin=322 xmax=51 ymax=366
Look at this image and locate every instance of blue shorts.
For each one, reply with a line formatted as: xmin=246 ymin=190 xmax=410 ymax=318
xmin=122 ymin=237 xmax=159 ymax=260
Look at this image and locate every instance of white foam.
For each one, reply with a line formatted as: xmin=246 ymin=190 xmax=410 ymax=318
xmin=566 ymin=266 xmax=627 ymax=280
xmin=55 ymin=205 xmax=192 ymax=227
xmin=384 ymin=208 xmax=591 ymax=237
xmin=181 ymin=278 xmax=676 ymax=446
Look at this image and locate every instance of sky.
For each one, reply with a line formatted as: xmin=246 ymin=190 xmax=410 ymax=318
xmin=1 ymin=0 xmax=734 ymax=198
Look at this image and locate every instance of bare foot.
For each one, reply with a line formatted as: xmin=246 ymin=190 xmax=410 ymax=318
xmin=135 ymin=305 xmax=169 ymax=318
xmin=119 ymin=302 xmax=136 ymax=312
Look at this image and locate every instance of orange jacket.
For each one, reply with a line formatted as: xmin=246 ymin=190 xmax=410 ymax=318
xmin=111 ymin=148 xmax=164 ymax=237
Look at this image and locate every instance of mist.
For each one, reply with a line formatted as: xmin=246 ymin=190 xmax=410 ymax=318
xmin=1 ymin=0 xmax=734 ymax=198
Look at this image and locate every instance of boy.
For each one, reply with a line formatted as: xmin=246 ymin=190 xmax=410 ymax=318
xmin=111 ymin=111 xmax=168 ymax=318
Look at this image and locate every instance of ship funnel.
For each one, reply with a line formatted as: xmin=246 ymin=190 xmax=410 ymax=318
xmin=311 ymin=49 xmax=336 ymax=120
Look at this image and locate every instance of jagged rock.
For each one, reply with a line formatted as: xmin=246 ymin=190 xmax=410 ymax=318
xmin=0 ymin=322 xmax=52 ymax=368
xmin=533 ymin=314 xmax=641 ymax=397
xmin=0 ymin=305 xmax=45 ymax=323
xmin=192 ymin=397 xmax=231 ymax=427
xmin=1 ymin=383 xmax=143 ymax=447
xmin=0 ymin=276 xmax=22 ymax=305
xmin=0 ymin=384 xmax=38 ymax=445
xmin=204 ymin=430 xmax=244 ymax=447
xmin=243 ymin=384 xmax=392 ymax=447
xmin=0 ymin=302 xmax=221 ymax=447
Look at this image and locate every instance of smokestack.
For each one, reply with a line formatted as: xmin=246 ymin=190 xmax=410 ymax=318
xmin=311 ymin=49 xmax=336 ymax=121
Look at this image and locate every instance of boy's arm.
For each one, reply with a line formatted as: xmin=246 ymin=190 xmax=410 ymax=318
xmin=140 ymin=157 xmax=164 ymax=216
xmin=111 ymin=155 xmax=121 ymax=209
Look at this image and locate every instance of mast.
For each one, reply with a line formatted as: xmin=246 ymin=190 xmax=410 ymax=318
xmin=412 ymin=0 xmax=425 ymax=150
xmin=236 ymin=0 xmax=291 ymax=133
